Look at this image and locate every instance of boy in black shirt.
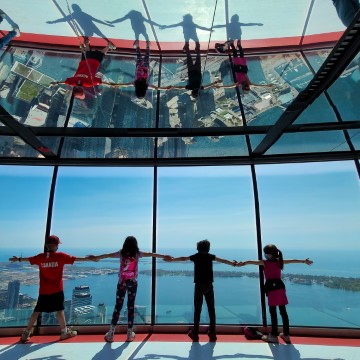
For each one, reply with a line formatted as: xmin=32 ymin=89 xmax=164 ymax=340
xmin=167 ymin=240 xmax=236 ymax=341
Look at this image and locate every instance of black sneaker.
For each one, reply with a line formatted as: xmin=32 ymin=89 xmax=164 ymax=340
xmin=187 ymin=329 xmax=199 ymax=342
xmin=208 ymin=330 xmax=217 ymax=342
xmin=215 ymin=43 xmax=226 ymax=54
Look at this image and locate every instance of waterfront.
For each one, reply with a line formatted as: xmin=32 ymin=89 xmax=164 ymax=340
xmin=1 ymin=248 xmax=359 ymax=328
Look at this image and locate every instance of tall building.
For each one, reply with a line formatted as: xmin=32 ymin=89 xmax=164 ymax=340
xmin=6 ymin=280 xmax=20 ymax=309
xmin=71 ymin=285 xmax=92 ymax=323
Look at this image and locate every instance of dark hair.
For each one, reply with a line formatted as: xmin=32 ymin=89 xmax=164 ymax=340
xmin=73 ymin=86 xmax=85 ymax=99
xmin=263 ymin=244 xmax=284 ymax=269
xmin=120 ymin=236 xmax=139 ymax=257
xmin=197 ymin=239 xmax=210 ymax=253
xmin=134 ymin=79 xmax=148 ymax=98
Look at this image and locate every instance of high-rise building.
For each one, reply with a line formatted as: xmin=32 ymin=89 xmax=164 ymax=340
xmin=71 ymin=285 xmax=92 ymax=323
xmin=6 ymin=280 xmax=20 ymax=309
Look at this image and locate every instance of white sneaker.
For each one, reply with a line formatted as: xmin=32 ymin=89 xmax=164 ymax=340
xmin=13 ymin=28 xmax=20 ymax=37
xmin=104 ymin=330 xmax=114 ymax=343
xmin=261 ymin=334 xmax=278 ymax=343
xmin=20 ymin=329 xmax=31 ymax=343
xmin=133 ymin=40 xmax=139 ymax=49
xmin=60 ymin=327 xmax=77 ymax=341
xmin=108 ymin=42 xmax=116 ymax=50
xmin=279 ymin=332 xmax=291 ymax=344
xmin=126 ymin=328 xmax=135 ymax=342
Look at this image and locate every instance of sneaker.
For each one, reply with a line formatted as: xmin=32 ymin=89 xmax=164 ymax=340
xmin=182 ymin=43 xmax=189 ymax=53
xmin=20 ymin=329 xmax=31 ymax=343
xmin=60 ymin=327 xmax=77 ymax=341
xmin=146 ymin=41 xmax=151 ymax=49
xmin=215 ymin=43 xmax=227 ymax=54
xmin=104 ymin=330 xmax=114 ymax=343
xmin=207 ymin=330 xmax=217 ymax=342
xmin=279 ymin=333 xmax=291 ymax=344
xmin=108 ymin=42 xmax=116 ymax=50
xmin=13 ymin=28 xmax=20 ymax=37
xmin=126 ymin=328 xmax=135 ymax=342
xmin=187 ymin=329 xmax=199 ymax=342
xmin=261 ymin=334 xmax=278 ymax=343
xmin=133 ymin=40 xmax=139 ymax=49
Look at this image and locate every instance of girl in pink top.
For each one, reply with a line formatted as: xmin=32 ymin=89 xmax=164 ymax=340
xmin=89 ymin=236 xmax=171 ymax=343
xmin=237 ymin=244 xmax=313 ymax=344
xmin=216 ymin=40 xmax=273 ymax=93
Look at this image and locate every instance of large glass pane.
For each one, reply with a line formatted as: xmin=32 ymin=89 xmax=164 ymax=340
xmin=256 ymin=161 xmax=360 ymax=328
xmin=50 ymin=167 xmax=154 ymax=326
xmin=0 ymin=165 xmax=53 ymax=327
xmin=305 ymin=50 xmax=360 ymax=122
xmin=156 ymin=166 xmax=259 ymax=325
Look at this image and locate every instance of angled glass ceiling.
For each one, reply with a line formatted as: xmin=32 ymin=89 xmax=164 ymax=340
xmin=0 ymin=0 xmax=359 ymax=164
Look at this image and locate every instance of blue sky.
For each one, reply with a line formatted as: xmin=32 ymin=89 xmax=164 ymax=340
xmin=0 ymin=161 xmax=359 ymax=252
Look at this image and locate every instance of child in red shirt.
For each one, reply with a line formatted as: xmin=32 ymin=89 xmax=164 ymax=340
xmin=51 ymin=39 xmax=116 ymax=99
xmin=9 ymin=235 xmax=96 ymax=342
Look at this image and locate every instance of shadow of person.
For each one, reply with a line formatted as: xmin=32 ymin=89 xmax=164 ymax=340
xmin=213 ymin=14 xmax=263 ymax=41
xmin=91 ymin=341 xmax=130 ymax=360
xmin=46 ymin=3 xmax=114 ymax=44
xmin=269 ymin=343 xmax=346 ymax=360
xmin=0 ymin=340 xmax=58 ymax=360
xmin=0 ymin=9 xmax=19 ymax=30
xmin=106 ymin=10 xmax=161 ymax=44
xmin=160 ymin=14 xmax=212 ymax=51
xmin=136 ymin=341 xmax=273 ymax=360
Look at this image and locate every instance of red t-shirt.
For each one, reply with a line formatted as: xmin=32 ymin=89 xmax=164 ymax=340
xmin=65 ymin=58 xmax=102 ymax=87
xmin=29 ymin=252 xmax=76 ymax=295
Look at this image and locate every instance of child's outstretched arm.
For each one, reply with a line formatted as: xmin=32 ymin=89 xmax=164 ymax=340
xmin=203 ymin=79 xmax=222 ymax=90
xmin=236 ymin=259 xmax=264 ymax=267
xmin=215 ymin=256 xmax=237 ymax=266
xmin=85 ymin=252 xmax=118 ymax=261
xmin=283 ymin=258 xmax=313 ymax=265
xmin=142 ymin=252 xmax=173 ymax=260
xmin=168 ymin=256 xmax=190 ymax=262
xmin=9 ymin=256 xmax=30 ymax=263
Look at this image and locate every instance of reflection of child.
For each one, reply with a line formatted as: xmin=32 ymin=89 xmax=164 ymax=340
xmin=0 ymin=10 xmax=20 ymax=48
xmin=111 ymin=42 xmax=170 ymax=100
xmin=51 ymin=39 xmax=116 ymax=100
xmin=216 ymin=39 xmax=273 ymax=94
xmin=165 ymin=240 xmax=236 ymax=342
xmin=9 ymin=235 xmax=96 ymax=343
xmin=88 ymin=236 xmax=171 ymax=343
xmin=236 ymin=244 xmax=313 ymax=344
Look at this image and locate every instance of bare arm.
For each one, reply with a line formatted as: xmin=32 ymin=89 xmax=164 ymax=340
xmin=283 ymin=258 xmax=313 ymax=265
xmin=9 ymin=256 xmax=30 ymax=263
xmin=215 ymin=256 xmax=237 ymax=266
xmin=50 ymin=81 xmax=66 ymax=85
xmin=237 ymin=259 xmax=264 ymax=267
xmin=169 ymin=256 xmax=191 ymax=262
xmin=86 ymin=252 xmax=119 ymax=261
xmin=203 ymin=80 xmax=222 ymax=90
xmin=142 ymin=251 xmax=172 ymax=260
xmin=111 ymin=82 xmax=134 ymax=88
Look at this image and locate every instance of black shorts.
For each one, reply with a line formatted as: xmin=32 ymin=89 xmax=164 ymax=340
xmin=81 ymin=50 xmax=104 ymax=63
xmin=34 ymin=291 xmax=64 ymax=313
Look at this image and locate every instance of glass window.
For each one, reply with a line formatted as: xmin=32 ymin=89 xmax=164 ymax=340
xmin=156 ymin=166 xmax=259 ymax=325
xmin=0 ymin=165 xmax=53 ymax=327
xmin=50 ymin=167 xmax=154 ymax=326
xmin=255 ymin=161 xmax=360 ymax=328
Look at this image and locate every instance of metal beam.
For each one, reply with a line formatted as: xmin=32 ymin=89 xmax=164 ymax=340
xmin=0 ymin=108 xmax=57 ymax=158
xmin=252 ymin=11 xmax=360 ymax=156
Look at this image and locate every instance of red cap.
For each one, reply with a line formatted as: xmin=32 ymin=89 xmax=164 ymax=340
xmin=47 ymin=235 xmax=62 ymax=244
